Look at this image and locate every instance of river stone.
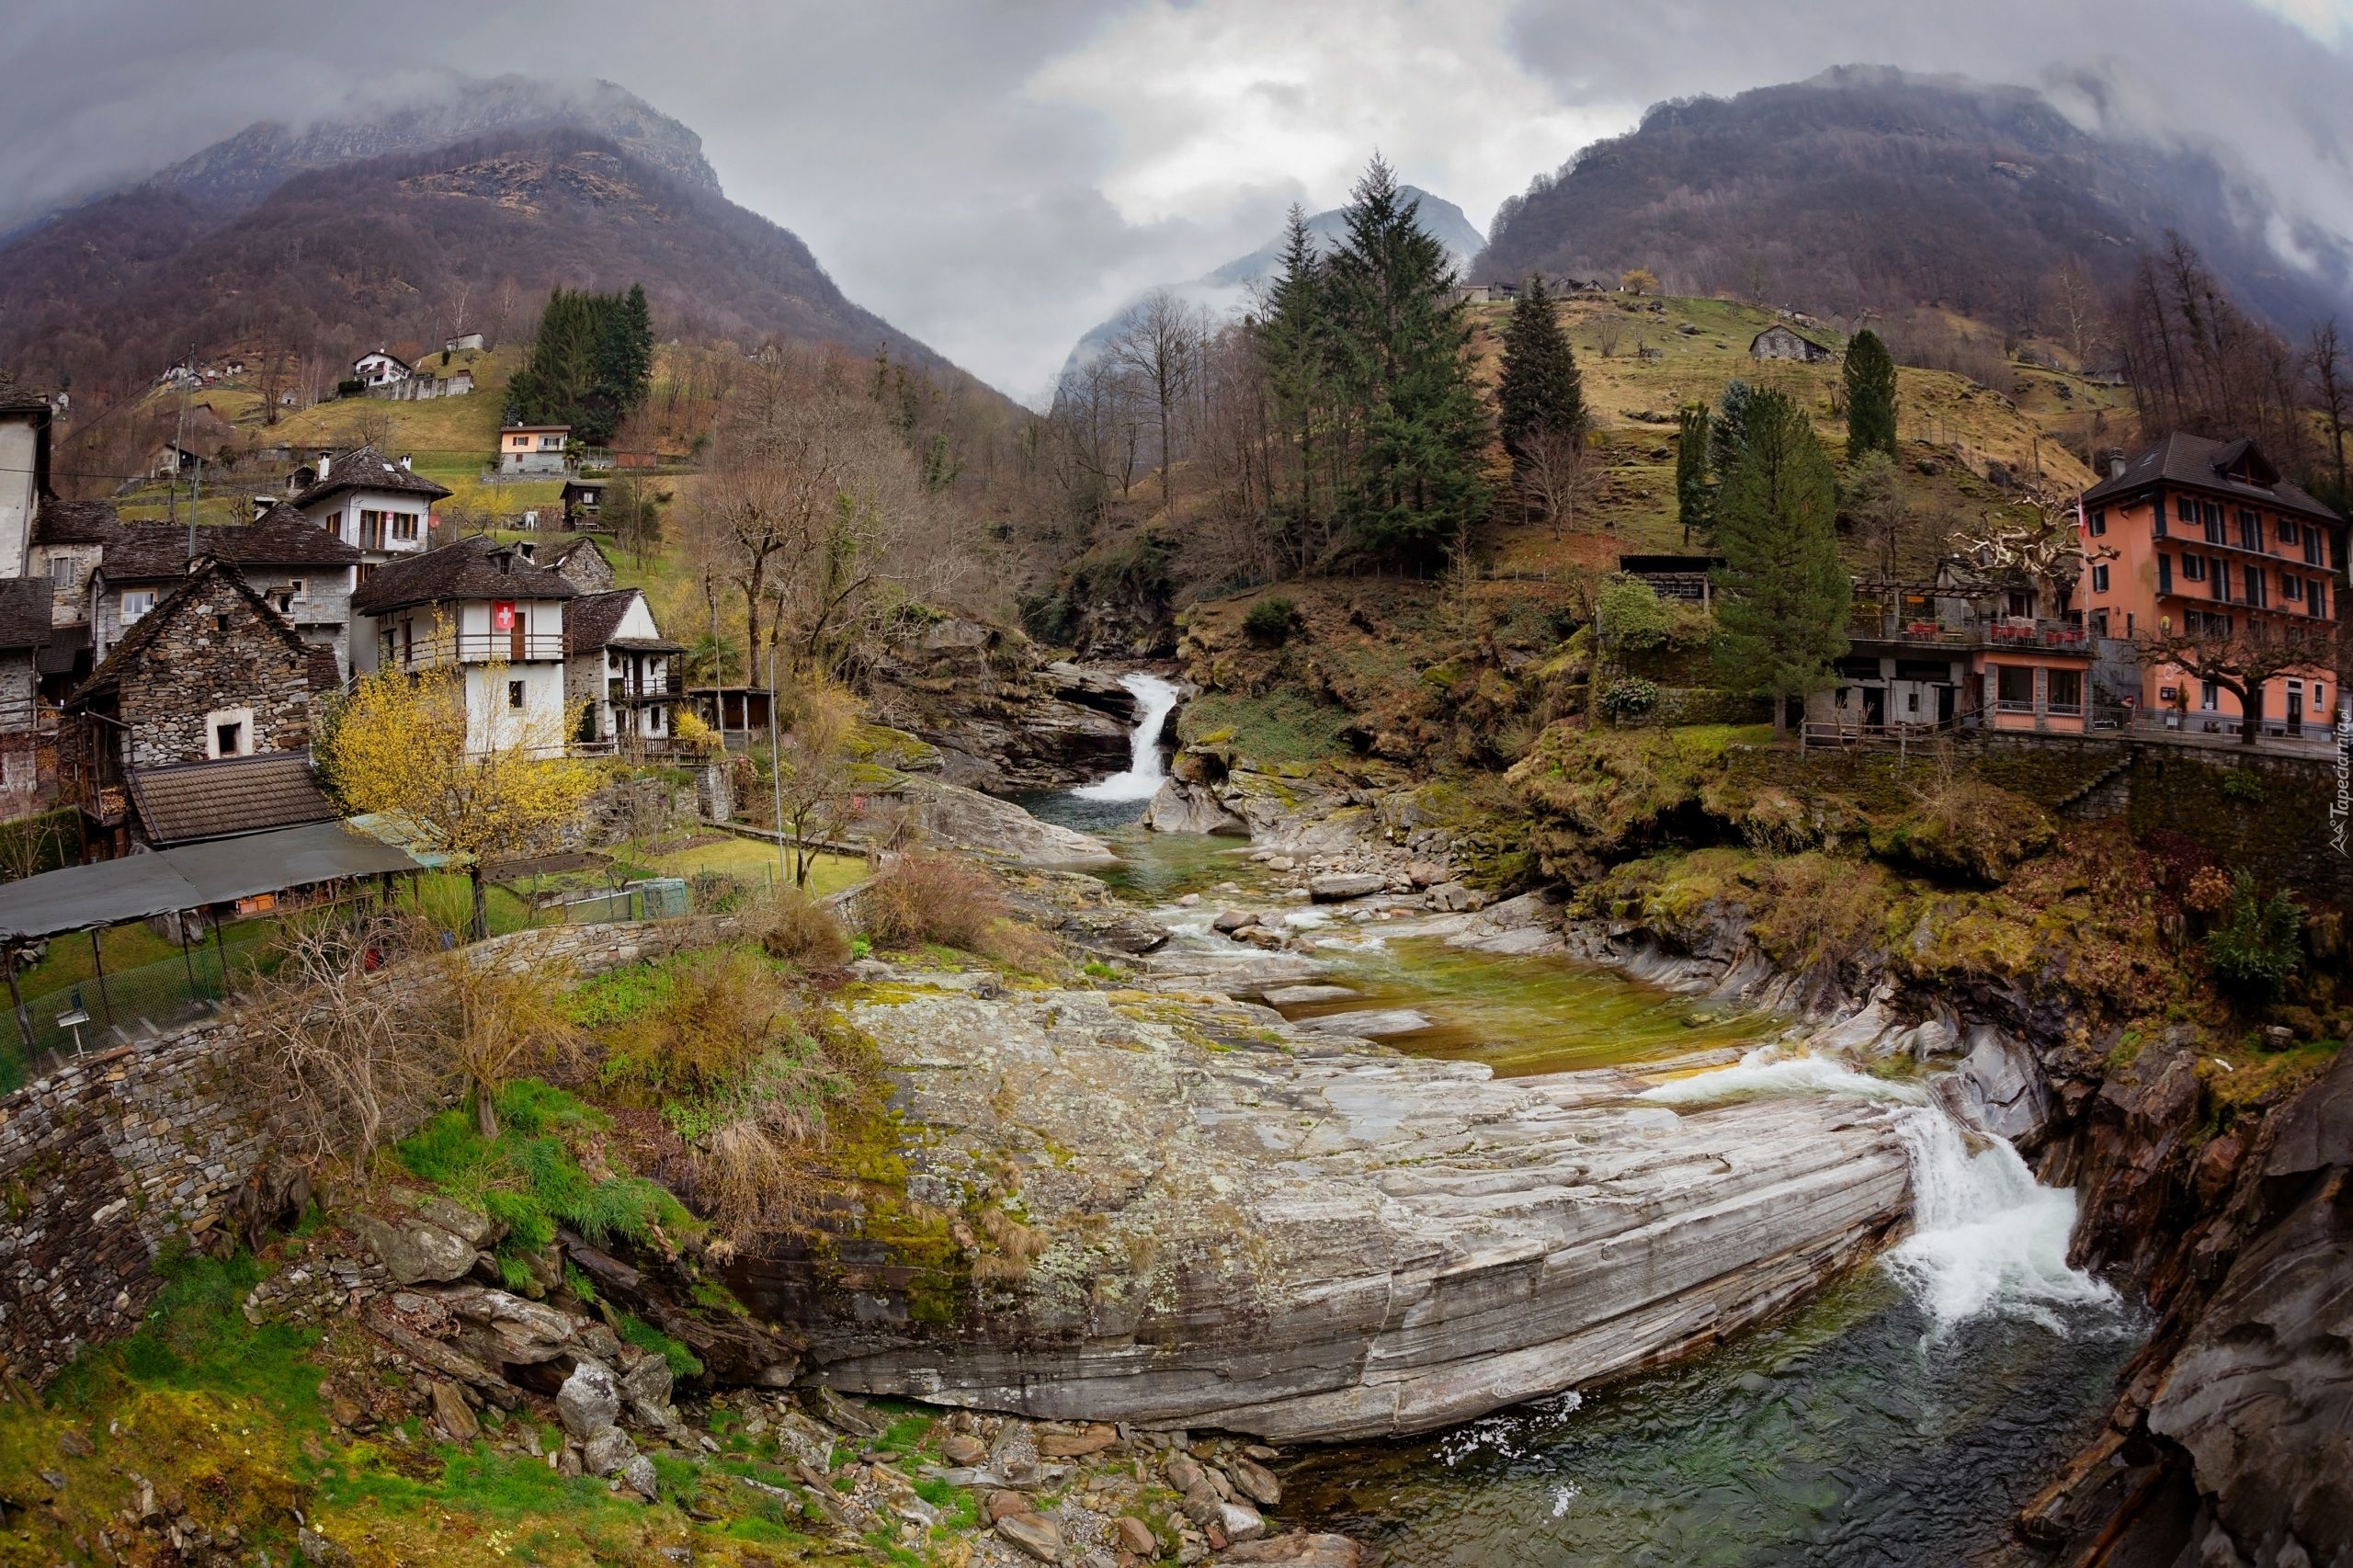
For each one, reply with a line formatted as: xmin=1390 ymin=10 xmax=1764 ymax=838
xmin=1308 ymin=872 xmax=1385 ymax=902
xmin=1219 ymin=1500 xmax=1269 ymax=1543
xmin=1406 ymin=861 xmax=1447 ymax=889
xmin=1165 ymin=1454 xmax=1204 ymax=1492
xmin=941 ymin=1433 xmax=987 ymax=1466
xmin=1290 ymin=1009 xmax=1431 ymax=1040
xmin=806 ymin=973 xmax=1912 ymax=1442
xmin=984 ymin=1489 xmax=1033 ymax=1521
xmin=1212 ymin=910 xmax=1259 ymax=934
xmin=347 ymin=1213 xmax=475 ymax=1286
xmin=1228 ymin=1456 xmax=1281 ymax=1506
xmin=557 ymin=1360 xmax=622 ymax=1438
xmin=1427 ymin=881 xmax=1483 ymax=913
xmin=996 ymin=1511 xmax=1065 ymax=1562
xmin=1219 ymin=1534 xmax=1367 ymax=1566
xmin=1262 ymin=984 xmax=1357 ymax=1007
xmin=582 ymin=1426 xmax=636 ymax=1476
xmin=886 ymin=775 xmax=1117 ymax=867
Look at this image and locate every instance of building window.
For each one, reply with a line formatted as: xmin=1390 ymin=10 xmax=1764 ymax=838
xmin=2213 ymin=560 xmax=2231 ymax=600
xmin=2157 ymin=553 xmax=2172 ymax=593
xmin=2246 ymin=568 xmax=2267 ymax=608
xmin=2200 ymin=681 xmax=2219 ymax=711
xmin=2238 ymin=509 xmax=2262 ymax=550
xmin=120 ymin=589 xmax=156 ymax=624
xmin=2314 ymin=580 xmax=2330 ymax=619
xmin=508 ymin=680 xmax=526 ymax=710
xmin=204 ymin=706 xmax=255 ymax=759
xmin=2307 ymin=528 xmax=2326 ymax=566
xmin=2177 ymin=495 xmax=2196 ymax=526
xmin=2048 ymin=668 xmax=2083 ymax=713
xmin=2286 ymin=574 xmax=2305 ymax=602
xmin=2090 ymin=609 xmax=2109 ymax=637
xmin=1995 ymin=665 xmax=2035 ymax=710
xmin=392 ymin=513 xmax=418 ymax=542
xmin=48 ymin=556 xmax=70 ymax=587
xmin=2201 ymin=502 xmax=2224 ymax=542
xmin=2091 ymin=563 xmax=2109 ymax=593
xmin=2181 ymin=555 xmax=2205 ymax=583
xmin=2086 ymin=507 xmax=2107 ymax=537
xmin=2280 ymin=518 xmax=2302 ymax=548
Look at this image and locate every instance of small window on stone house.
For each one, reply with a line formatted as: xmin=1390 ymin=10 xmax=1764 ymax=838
xmin=204 ymin=706 xmax=255 ymax=759
xmin=215 ymin=614 xmax=231 ymax=634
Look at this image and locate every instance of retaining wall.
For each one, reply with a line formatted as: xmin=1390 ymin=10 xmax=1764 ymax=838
xmin=0 ymin=916 xmax=730 ymax=1386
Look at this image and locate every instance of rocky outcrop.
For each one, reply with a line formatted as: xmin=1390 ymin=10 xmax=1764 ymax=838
xmin=881 ymin=775 xmax=1117 ymax=867
xmin=761 ymin=971 xmax=1913 ymax=1442
xmin=864 ymin=623 xmax=1140 ymax=791
xmin=1148 ymin=778 xmax=1246 ymax=835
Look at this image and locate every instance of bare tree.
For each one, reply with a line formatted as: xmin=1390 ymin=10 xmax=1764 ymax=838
xmin=2047 ymin=258 xmax=2105 ymax=368
xmin=2310 ymin=318 xmax=2348 ymax=505
xmin=2138 ymin=618 xmax=2336 ymax=745
xmin=1107 ymin=289 xmax=1208 ymax=512
xmin=1518 ymin=427 xmax=1597 ymax=535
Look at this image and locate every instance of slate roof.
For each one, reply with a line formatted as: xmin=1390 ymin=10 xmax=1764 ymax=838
xmin=70 ymin=560 xmax=318 ymax=706
xmin=2082 ymin=433 xmax=2345 ymax=522
xmin=31 ymin=500 xmax=116 ymax=546
xmin=349 ymin=534 xmax=579 ymax=617
xmin=100 ymin=507 xmax=362 ymax=581
xmin=125 ymin=752 xmax=339 ymax=847
xmin=563 ymin=589 xmax=682 ymax=655
xmin=546 ymin=537 xmax=614 ymax=589
xmin=287 ymin=444 xmax=452 ymax=507
xmin=0 ymin=374 xmax=51 ymax=415
xmin=0 ymin=580 xmax=51 ymax=652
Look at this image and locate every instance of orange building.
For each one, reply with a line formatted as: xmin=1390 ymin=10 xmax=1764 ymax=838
xmin=2076 ymin=434 xmax=2346 ymax=737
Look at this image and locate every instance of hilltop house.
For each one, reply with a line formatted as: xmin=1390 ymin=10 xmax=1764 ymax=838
xmin=63 ymin=560 xmax=338 ymax=854
xmin=561 ymin=478 xmax=607 ymax=528
xmin=565 ymin=588 xmax=682 ymax=753
xmin=2075 ymin=433 xmax=2347 ymax=736
xmin=499 ymin=425 xmax=571 ymax=475
xmin=288 ymin=445 xmax=449 ymax=572
xmin=352 ymin=350 xmax=411 ymax=388
xmin=1750 ymin=324 xmax=1834 ymax=363
xmin=445 ymin=332 xmax=488 ymax=353
xmin=349 ymin=535 xmax=577 ymax=756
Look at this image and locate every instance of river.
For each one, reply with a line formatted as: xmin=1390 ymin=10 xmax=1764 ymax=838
xmin=1020 ymin=676 xmax=2142 ymax=1564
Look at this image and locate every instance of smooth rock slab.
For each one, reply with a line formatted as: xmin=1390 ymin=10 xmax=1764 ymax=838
xmin=1308 ymin=873 xmax=1386 ymax=902
xmin=790 ymin=974 xmax=1912 ymax=1442
xmin=1289 ymin=1009 xmax=1433 ymax=1040
xmin=1261 ymin=985 xmax=1358 ymax=1007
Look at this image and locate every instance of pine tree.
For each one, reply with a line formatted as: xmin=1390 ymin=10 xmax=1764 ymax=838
xmin=1712 ymin=388 xmax=1848 ymax=736
xmin=1710 ymin=378 xmax=1754 ymax=480
xmin=1675 ymin=402 xmax=1712 ymax=546
xmin=1843 ymin=328 xmax=1899 ymax=462
xmin=1324 ymin=155 xmax=1492 ymax=562
xmin=1496 ymin=273 xmax=1584 ymax=470
xmin=1260 ymin=204 xmax=1331 ymax=565
xmin=506 ymin=283 xmax=656 ymax=445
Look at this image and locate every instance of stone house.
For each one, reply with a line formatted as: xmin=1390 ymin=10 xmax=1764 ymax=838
xmin=87 ymin=508 xmax=362 ymax=676
xmin=63 ymin=561 xmax=336 ymax=852
xmin=349 ymin=535 xmax=577 ymax=756
xmin=544 ymin=537 xmax=615 ymax=593
xmin=287 ymin=444 xmax=449 ymax=572
xmin=0 ymin=578 xmax=52 ymax=812
xmin=1750 ymin=324 xmax=1834 ymax=363
xmin=564 ymin=588 xmax=682 ymax=752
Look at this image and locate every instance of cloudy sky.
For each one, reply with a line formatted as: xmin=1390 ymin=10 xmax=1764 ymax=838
xmin=3 ymin=0 xmax=2350 ymax=399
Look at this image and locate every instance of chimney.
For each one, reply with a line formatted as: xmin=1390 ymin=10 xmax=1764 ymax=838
xmin=2109 ymin=456 xmax=2126 ymax=480
xmin=400 ymin=454 xmax=413 ymax=472
xmin=317 ymin=454 xmax=331 ymax=479
xmin=251 ymin=494 xmax=272 ymax=521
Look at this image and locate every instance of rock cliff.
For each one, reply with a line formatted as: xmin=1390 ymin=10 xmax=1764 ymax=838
xmin=758 ymin=970 xmax=1911 ymax=1442
xmin=864 ymin=619 xmax=1140 ymax=791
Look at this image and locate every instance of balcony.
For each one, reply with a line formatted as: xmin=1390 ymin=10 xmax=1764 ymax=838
xmin=1850 ymin=613 xmax=2088 ymax=653
xmin=396 ymin=631 xmax=567 ymax=666
xmin=607 ymin=675 xmax=683 ymax=701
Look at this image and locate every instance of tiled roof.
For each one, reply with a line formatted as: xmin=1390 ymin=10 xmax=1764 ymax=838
xmin=2082 ymin=432 xmax=2345 ymax=522
xmin=71 ymin=560 xmax=317 ymax=705
xmin=126 ymin=753 xmax=340 ymax=847
xmin=101 ymin=507 xmax=362 ymax=581
xmin=31 ymin=500 xmax=117 ymax=546
xmin=565 ymin=589 xmax=639 ymax=653
xmin=349 ymin=534 xmax=579 ymax=616
xmin=288 ymin=444 xmax=451 ymax=507
xmin=0 ymin=579 xmax=51 ymax=652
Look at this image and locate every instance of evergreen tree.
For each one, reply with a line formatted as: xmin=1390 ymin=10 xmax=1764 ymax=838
xmin=1710 ymin=378 xmax=1754 ymax=480
xmin=1496 ymin=273 xmax=1584 ymax=470
xmin=1712 ymin=388 xmax=1848 ymax=736
xmin=1324 ymin=155 xmax=1491 ymax=562
xmin=505 ymin=283 xmax=655 ymax=446
xmin=1260 ymin=204 xmax=1331 ymax=565
xmin=1675 ymin=402 xmax=1712 ymax=546
xmin=1843 ymin=328 xmax=1899 ymax=462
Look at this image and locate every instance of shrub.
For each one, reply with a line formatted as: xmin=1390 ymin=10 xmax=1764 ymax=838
xmin=860 ymin=852 xmax=1006 ymax=952
xmin=1243 ymin=596 xmax=1296 ymax=647
xmin=759 ymin=889 xmax=852 ymax=972
xmin=598 ymin=949 xmax=797 ymax=1097
xmin=2220 ymin=769 xmax=2265 ymax=803
xmin=1596 ymin=576 xmax=1673 ymax=653
xmin=1597 ymin=677 xmax=1661 ymax=722
xmin=2205 ymin=871 xmax=2303 ymax=1005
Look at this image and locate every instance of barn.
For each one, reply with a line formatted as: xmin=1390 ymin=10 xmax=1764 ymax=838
xmin=1749 ymin=324 xmax=1834 ymax=363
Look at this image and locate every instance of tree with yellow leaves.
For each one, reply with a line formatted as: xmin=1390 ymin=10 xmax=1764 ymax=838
xmin=317 ymin=658 xmax=604 ymax=939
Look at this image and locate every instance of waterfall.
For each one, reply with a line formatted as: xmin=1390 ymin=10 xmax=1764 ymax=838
xmin=1074 ymin=672 xmax=1180 ymax=802
xmin=1882 ymin=1108 xmax=2118 ymax=1333
xmin=1641 ymin=1048 xmax=2117 ymax=1333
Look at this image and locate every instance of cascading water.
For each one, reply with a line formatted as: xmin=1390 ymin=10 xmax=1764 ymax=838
xmin=1073 ymin=672 xmax=1180 ymax=802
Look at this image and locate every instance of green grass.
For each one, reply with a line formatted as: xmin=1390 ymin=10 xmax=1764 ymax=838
xmin=645 ymin=836 xmax=869 ymax=898
xmin=619 ymin=1312 xmax=706 ymax=1380
xmin=47 ymin=1248 xmax=321 ymax=1419
xmin=1180 ymin=687 xmax=1358 ymax=767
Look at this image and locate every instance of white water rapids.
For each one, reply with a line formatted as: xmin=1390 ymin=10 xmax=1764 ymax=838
xmin=1640 ymin=1049 xmax=2118 ymax=1335
xmin=1073 ymin=672 xmax=1180 ymax=802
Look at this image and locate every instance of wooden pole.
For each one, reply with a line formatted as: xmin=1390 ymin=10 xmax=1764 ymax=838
xmin=4 ymin=946 xmax=31 ymax=1055
xmin=89 ymin=928 xmax=111 ymax=1027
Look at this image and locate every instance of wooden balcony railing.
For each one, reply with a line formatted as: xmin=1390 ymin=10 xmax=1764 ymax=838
xmin=397 ymin=631 xmax=567 ymax=665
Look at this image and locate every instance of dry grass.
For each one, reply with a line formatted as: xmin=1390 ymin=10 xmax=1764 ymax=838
xmin=860 ymin=850 xmax=1059 ymax=970
xmin=758 ymin=887 xmax=852 ymax=972
xmin=599 ymin=948 xmax=798 ymax=1097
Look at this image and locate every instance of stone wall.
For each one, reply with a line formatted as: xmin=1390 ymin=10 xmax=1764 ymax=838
xmin=115 ymin=574 xmax=322 ymax=770
xmin=0 ymin=916 xmax=729 ymax=1386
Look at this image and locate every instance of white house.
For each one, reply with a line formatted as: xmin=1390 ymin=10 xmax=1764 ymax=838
xmin=349 ymin=535 xmax=579 ymax=756
xmin=288 ymin=444 xmax=450 ymax=570
xmin=353 ymin=350 xmax=412 ymax=388
xmin=499 ymin=425 xmax=571 ymax=475
xmin=445 ymin=331 xmax=488 ymax=353
xmin=564 ymin=588 xmax=682 ymax=752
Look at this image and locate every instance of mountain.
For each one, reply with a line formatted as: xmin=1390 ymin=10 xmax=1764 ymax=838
xmin=1477 ymin=65 xmax=2353 ymax=342
xmin=0 ymin=82 xmax=969 ymax=398
xmin=1056 ymin=186 xmax=1484 ymax=392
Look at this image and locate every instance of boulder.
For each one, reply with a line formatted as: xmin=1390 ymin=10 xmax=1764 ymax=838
xmin=619 ymin=1454 xmax=661 ymax=1501
xmin=882 ymin=775 xmax=1117 ymax=867
xmin=556 ymin=1359 xmax=622 ymax=1439
xmin=621 ymin=1352 xmax=678 ymax=1429
xmin=1148 ymin=778 xmax=1247 ymax=836
xmin=427 ymin=1285 xmax=579 ymax=1367
xmin=347 ymin=1213 xmax=475 ymax=1286
xmin=1405 ymin=862 xmax=1447 ymax=890
xmin=1219 ymin=1500 xmax=1268 ymax=1543
xmin=1307 ymin=873 xmax=1385 ymax=903
xmin=1217 ymin=1534 xmax=1367 ymax=1566
xmin=1290 ymin=1009 xmax=1431 ymax=1040
xmin=582 ymin=1426 xmax=637 ymax=1476
xmin=1062 ymin=909 xmax=1173 ymax=955
xmin=1116 ymin=1517 xmax=1158 ymax=1555
xmin=996 ymin=1511 xmax=1066 ymax=1562
xmin=1261 ymin=984 xmax=1357 ymax=1007
xmin=1211 ymin=910 xmax=1259 ymax=934
xmin=391 ymin=1191 xmax=497 ymax=1248
xmin=428 ymin=1380 xmax=479 ymax=1442
xmin=1227 ymin=1457 xmax=1281 ymax=1506
xmin=941 ymin=1433 xmax=988 ymax=1466
xmin=1427 ymin=881 xmax=1483 ymax=913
